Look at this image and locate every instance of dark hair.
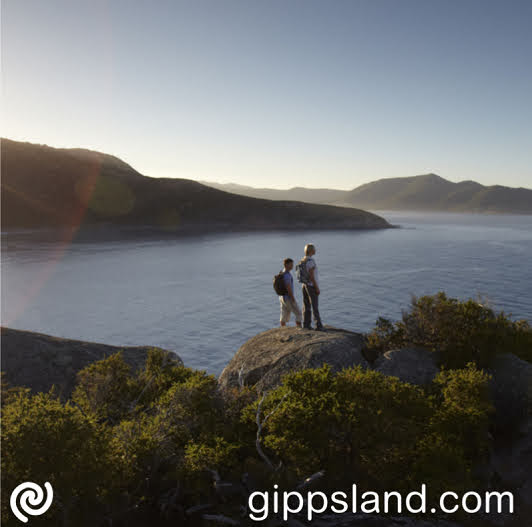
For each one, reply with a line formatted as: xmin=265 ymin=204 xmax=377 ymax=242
xmin=283 ymin=258 xmax=294 ymax=267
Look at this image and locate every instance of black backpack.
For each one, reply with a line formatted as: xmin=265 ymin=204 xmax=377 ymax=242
xmin=273 ymin=271 xmax=288 ymax=296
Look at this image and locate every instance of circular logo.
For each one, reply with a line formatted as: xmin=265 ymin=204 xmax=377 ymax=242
xmin=10 ymin=482 xmax=53 ymax=523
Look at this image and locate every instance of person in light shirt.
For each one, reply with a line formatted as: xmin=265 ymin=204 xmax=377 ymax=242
xmin=300 ymin=244 xmax=324 ymax=331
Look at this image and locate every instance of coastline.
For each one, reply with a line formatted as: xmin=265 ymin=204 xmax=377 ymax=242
xmin=1 ymin=222 xmax=397 ymax=244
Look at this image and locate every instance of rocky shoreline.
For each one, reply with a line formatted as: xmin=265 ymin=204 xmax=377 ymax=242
xmin=1 ymin=220 xmax=397 ymax=247
xmin=1 ymin=327 xmax=181 ymax=398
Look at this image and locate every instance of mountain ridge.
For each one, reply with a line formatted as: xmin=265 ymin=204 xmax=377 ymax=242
xmin=0 ymin=139 xmax=390 ymax=232
xmin=205 ymin=174 xmax=532 ymax=214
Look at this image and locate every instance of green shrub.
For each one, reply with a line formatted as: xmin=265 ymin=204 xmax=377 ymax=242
xmin=2 ymin=351 xmax=248 ymax=525
xmin=243 ymin=364 xmax=493 ymax=496
xmin=1 ymin=338 xmax=497 ymax=525
xmin=432 ymin=364 xmax=493 ymax=459
xmin=1 ymin=390 xmax=126 ymax=525
xmin=72 ymin=352 xmax=137 ymax=423
xmin=75 ymin=352 xmax=247 ymax=516
xmin=413 ymin=365 xmax=493 ymax=493
xmin=367 ymin=292 xmax=532 ymax=368
xmin=134 ymin=348 xmax=200 ymax=409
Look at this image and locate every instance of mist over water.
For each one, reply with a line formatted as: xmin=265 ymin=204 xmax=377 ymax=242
xmin=3 ymin=212 xmax=532 ymax=374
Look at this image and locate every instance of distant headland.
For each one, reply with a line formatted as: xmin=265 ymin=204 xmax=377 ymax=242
xmin=0 ymin=139 xmax=390 ymax=234
xmin=205 ymin=173 xmax=532 ymax=214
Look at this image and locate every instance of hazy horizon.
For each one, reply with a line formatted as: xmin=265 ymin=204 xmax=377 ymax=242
xmin=199 ymin=175 xmax=532 ymax=191
xmin=3 ymin=135 xmax=531 ymax=192
xmin=2 ymin=0 xmax=531 ymax=189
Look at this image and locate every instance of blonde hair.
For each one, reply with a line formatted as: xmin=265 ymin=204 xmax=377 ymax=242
xmin=304 ymin=244 xmax=315 ymax=256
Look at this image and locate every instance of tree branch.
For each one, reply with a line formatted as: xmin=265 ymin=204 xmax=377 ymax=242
xmin=255 ymin=392 xmax=287 ymax=471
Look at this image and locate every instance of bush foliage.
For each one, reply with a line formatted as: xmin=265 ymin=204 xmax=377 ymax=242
xmin=6 ymin=294 xmax=528 ymax=524
xmin=246 ymin=364 xmax=492 ymax=497
xmin=2 ymin=347 xmax=496 ymax=526
xmin=367 ymin=292 xmax=532 ymax=368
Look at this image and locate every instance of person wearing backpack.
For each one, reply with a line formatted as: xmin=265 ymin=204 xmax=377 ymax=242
xmin=296 ymin=244 xmax=324 ymax=331
xmin=273 ymin=258 xmax=302 ymax=328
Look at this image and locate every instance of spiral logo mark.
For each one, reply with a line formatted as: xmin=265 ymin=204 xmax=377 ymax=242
xmin=10 ymin=482 xmax=53 ymax=523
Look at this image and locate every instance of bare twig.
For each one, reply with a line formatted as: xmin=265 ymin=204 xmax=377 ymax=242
xmin=255 ymin=392 xmax=288 ymax=471
xmin=70 ymin=400 xmax=89 ymax=418
xmin=129 ymin=375 xmax=154 ymax=410
xmin=296 ymin=470 xmax=325 ymax=490
xmin=262 ymin=393 xmax=288 ymax=426
xmin=255 ymin=394 xmax=276 ymax=470
xmin=238 ymin=365 xmax=245 ymax=388
xmin=202 ymin=513 xmax=240 ymax=525
xmin=185 ymin=503 xmax=213 ymax=515
xmin=206 ymin=468 xmax=221 ymax=483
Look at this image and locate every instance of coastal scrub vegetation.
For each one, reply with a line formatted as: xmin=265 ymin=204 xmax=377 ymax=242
xmin=3 ymin=293 xmax=528 ymax=525
xmin=366 ymin=292 xmax=532 ymax=368
xmin=244 ymin=364 xmax=492 ymax=497
xmin=2 ymin=349 xmax=494 ymax=526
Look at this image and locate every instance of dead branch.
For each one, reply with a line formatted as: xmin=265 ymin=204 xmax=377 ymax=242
xmin=255 ymin=392 xmax=288 ymax=471
xmin=202 ymin=513 xmax=240 ymax=525
xmin=206 ymin=468 xmax=221 ymax=483
xmin=185 ymin=503 xmax=213 ymax=515
xmin=129 ymin=375 xmax=154 ymax=411
xmin=238 ymin=364 xmax=245 ymax=388
xmin=296 ymin=470 xmax=325 ymax=490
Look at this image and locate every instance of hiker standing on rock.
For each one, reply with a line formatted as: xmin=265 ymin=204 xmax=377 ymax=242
xmin=274 ymin=258 xmax=302 ymax=328
xmin=297 ymin=244 xmax=324 ymax=331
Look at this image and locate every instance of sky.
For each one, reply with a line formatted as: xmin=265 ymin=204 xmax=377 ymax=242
xmin=2 ymin=0 xmax=531 ymax=189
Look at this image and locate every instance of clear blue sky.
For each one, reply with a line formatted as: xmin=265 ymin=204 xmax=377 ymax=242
xmin=2 ymin=0 xmax=531 ymax=189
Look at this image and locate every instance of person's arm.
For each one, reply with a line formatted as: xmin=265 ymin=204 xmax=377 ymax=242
xmin=308 ymin=267 xmax=320 ymax=295
xmin=286 ymin=280 xmax=296 ymax=302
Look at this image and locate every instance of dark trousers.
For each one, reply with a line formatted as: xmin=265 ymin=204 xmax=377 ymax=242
xmin=302 ymin=284 xmax=323 ymax=329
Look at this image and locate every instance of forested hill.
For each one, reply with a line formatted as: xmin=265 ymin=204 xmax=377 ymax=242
xmin=342 ymin=173 xmax=532 ymax=213
xmin=0 ymin=139 xmax=389 ymax=232
xmin=206 ymin=174 xmax=532 ymax=214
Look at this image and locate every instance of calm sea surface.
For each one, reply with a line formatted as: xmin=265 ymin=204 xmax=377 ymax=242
xmin=2 ymin=212 xmax=532 ymax=374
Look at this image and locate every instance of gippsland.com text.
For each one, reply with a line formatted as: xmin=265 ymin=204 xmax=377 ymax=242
xmin=247 ymin=484 xmax=514 ymax=521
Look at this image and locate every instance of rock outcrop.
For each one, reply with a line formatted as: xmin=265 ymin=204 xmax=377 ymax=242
xmin=373 ymin=347 xmax=440 ymax=386
xmin=1 ymin=327 xmax=181 ymax=398
xmin=371 ymin=348 xmax=532 ymax=431
xmin=218 ymin=326 xmax=368 ymax=392
xmin=488 ymin=353 xmax=532 ymax=430
xmin=491 ymin=416 xmax=532 ymax=524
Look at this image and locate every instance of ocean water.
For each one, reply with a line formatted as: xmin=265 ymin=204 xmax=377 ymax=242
xmin=2 ymin=212 xmax=532 ymax=374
